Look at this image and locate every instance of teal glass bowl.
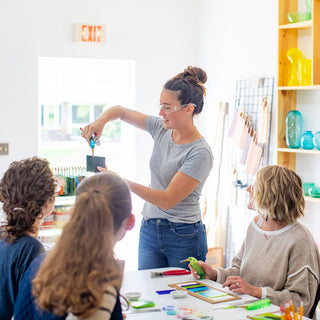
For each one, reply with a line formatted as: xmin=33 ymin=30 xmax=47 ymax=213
xmin=303 ymin=182 xmax=315 ymax=196
xmin=309 ymin=187 xmax=320 ymax=198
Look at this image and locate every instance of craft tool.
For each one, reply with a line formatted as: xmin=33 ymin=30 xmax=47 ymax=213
xmin=89 ymin=132 xmax=100 ymax=157
xmin=289 ymin=301 xmax=295 ymax=319
xmin=213 ymin=299 xmax=271 ymax=311
xmin=244 ymin=299 xmax=271 ymax=310
xmin=299 ymin=302 xmax=303 ymax=320
xmin=155 ymin=289 xmax=175 ymax=295
xmin=126 ymin=307 xmax=161 ymax=314
xmin=130 ymin=300 xmax=155 ymax=309
xmin=211 ymin=298 xmax=258 ymax=310
xmin=249 ymin=316 xmax=281 ymax=320
xmin=280 ymin=304 xmax=286 ymax=320
xmin=150 ymin=269 xmax=191 ymax=278
xmin=284 ymin=302 xmax=293 ymax=320
xmin=247 ymin=312 xmax=282 ymax=320
xmin=80 ymin=128 xmax=100 ymax=157
xmin=180 ymin=257 xmax=205 ymax=280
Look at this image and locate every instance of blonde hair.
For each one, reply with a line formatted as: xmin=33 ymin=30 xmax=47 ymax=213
xmin=253 ymin=165 xmax=304 ymax=224
xmin=32 ymin=172 xmax=132 ymax=318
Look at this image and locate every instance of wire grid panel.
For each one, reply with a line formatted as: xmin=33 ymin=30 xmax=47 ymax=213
xmin=224 ymin=77 xmax=274 ymax=267
xmin=234 ymin=77 xmax=274 ymax=165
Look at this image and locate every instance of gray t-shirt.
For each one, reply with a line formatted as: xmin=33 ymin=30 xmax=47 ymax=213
xmin=141 ymin=116 xmax=213 ymax=223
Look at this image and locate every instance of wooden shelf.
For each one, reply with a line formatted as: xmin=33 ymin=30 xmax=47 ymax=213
xmin=278 ymin=85 xmax=320 ymax=90
xmin=305 ymin=196 xmax=320 ymax=203
xmin=55 ymin=195 xmax=75 ymax=206
xmin=277 ymin=0 xmax=320 ymax=173
xmin=277 ymin=148 xmax=320 ymax=154
xmin=279 ymin=20 xmax=312 ymax=29
xmin=38 ymin=228 xmax=62 ymax=237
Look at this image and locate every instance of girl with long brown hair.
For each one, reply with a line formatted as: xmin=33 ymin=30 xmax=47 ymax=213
xmin=14 ymin=172 xmax=135 ymax=320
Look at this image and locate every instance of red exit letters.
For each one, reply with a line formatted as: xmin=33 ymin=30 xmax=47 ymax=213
xmin=81 ymin=25 xmax=103 ymax=42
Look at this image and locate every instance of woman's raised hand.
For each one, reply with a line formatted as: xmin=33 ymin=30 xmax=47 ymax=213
xmin=81 ymin=120 xmax=104 ymax=145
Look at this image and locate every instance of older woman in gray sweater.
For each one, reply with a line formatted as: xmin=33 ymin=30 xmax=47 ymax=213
xmin=191 ymin=165 xmax=320 ymax=318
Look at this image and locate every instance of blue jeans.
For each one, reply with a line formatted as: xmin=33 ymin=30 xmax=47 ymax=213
xmin=138 ymin=218 xmax=208 ymax=270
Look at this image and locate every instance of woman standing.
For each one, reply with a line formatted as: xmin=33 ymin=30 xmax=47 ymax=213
xmin=82 ymin=66 xmax=213 ymax=269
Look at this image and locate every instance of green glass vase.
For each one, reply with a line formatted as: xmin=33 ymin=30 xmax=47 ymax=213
xmin=286 ymin=110 xmax=303 ymax=148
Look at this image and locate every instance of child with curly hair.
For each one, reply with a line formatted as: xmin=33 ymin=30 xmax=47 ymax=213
xmin=0 ymin=156 xmax=57 ymax=320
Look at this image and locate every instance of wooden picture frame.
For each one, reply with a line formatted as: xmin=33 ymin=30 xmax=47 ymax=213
xmin=168 ymin=281 xmax=241 ymax=304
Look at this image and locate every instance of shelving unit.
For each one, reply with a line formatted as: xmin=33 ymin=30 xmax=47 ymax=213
xmin=38 ymin=195 xmax=75 ymax=250
xmin=277 ymin=0 xmax=320 ymax=204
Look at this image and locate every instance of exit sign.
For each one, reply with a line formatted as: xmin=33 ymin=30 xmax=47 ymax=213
xmin=73 ymin=23 xmax=106 ymax=43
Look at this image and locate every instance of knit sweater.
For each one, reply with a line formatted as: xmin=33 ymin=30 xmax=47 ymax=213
xmin=216 ymin=217 xmax=320 ymax=317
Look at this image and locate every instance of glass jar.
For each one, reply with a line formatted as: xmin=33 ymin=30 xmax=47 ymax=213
xmin=301 ymin=131 xmax=314 ymax=149
xmin=305 ymin=0 xmax=312 ymax=19
xmin=313 ymin=131 xmax=320 ymax=150
xmin=285 ymin=110 xmax=303 ymax=148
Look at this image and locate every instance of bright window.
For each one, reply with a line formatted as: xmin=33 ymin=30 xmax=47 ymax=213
xmin=38 ymin=58 xmax=139 ymax=270
xmin=38 ymin=57 xmax=135 ymax=175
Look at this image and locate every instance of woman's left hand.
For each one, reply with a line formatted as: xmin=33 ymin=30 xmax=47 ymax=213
xmin=97 ymin=165 xmax=122 ymax=179
xmin=222 ymin=276 xmax=261 ymax=298
xmin=97 ymin=166 xmax=108 ymax=172
xmin=97 ymin=163 xmax=113 ymax=173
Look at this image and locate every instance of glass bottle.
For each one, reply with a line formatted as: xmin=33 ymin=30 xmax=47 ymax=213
xmin=313 ymin=131 xmax=320 ymax=150
xmin=285 ymin=110 xmax=303 ymax=148
xmin=305 ymin=0 xmax=312 ymax=20
xmin=301 ymin=131 xmax=314 ymax=149
xmin=287 ymin=48 xmax=302 ymax=86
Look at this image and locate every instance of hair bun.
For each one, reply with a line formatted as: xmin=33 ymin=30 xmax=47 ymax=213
xmin=182 ymin=66 xmax=207 ymax=85
xmin=165 ymin=66 xmax=207 ymax=115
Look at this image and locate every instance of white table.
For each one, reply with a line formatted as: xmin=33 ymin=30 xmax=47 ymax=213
xmin=121 ymin=267 xmax=304 ymax=320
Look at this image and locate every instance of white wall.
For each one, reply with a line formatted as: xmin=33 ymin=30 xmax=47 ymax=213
xmin=197 ymin=0 xmax=278 ymax=149
xmin=0 ymin=0 xmax=198 ymax=184
xmin=1 ymin=0 xmax=320 ymax=246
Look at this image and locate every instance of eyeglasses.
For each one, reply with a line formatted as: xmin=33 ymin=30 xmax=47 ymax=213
xmin=158 ymin=103 xmax=196 ymax=115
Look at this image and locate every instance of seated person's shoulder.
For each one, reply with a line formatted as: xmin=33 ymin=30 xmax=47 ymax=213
xmin=14 ymin=236 xmax=45 ymax=261
xmin=253 ymin=215 xmax=263 ymax=227
xmin=293 ymin=222 xmax=316 ymax=242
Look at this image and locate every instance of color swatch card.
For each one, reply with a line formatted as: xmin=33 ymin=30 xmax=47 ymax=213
xmin=169 ymin=281 xmax=240 ymax=304
xmin=86 ymin=155 xmax=106 ymax=172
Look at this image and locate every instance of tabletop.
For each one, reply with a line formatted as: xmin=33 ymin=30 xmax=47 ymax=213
xmin=120 ymin=267 xmax=307 ymax=320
